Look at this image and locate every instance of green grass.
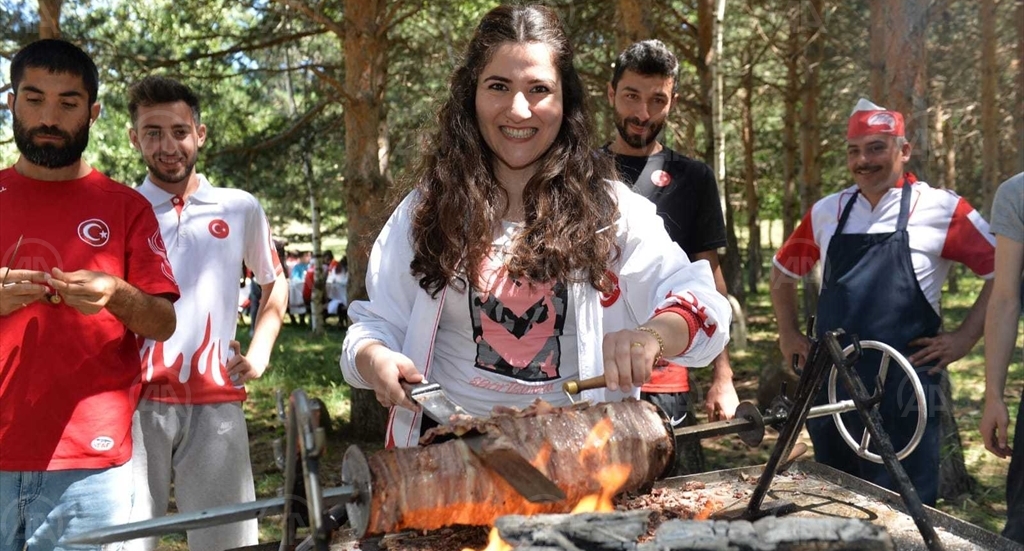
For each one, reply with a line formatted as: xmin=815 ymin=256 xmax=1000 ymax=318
xmin=155 ymin=278 xmax=1020 ymax=548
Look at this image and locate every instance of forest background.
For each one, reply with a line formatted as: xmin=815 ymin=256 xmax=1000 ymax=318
xmin=1 ymin=0 xmax=1022 ymax=540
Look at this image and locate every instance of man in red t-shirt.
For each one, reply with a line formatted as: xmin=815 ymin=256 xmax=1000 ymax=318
xmin=0 ymin=40 xmax=179 ymax=550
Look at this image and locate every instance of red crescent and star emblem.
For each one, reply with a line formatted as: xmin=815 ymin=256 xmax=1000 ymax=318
xmin=599 ymin=270 xmax=621 ymax=308
xmin=209 ymin=219 xmax=230 ymax=239
xmin=651 ymin=170 xmax=672 ymax=188
xmin=77 ymin=219 xmax=111 ymax=247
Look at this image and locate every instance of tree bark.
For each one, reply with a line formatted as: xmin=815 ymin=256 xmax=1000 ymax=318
xmin=1016 ymin=0 xmax=1024 ymax=175
xmin=38 ymin=0 xmax=63 ymax=38
xmin=741 ymin=54 xmax=760 ymax=297
xmin=782 ymin=14 xmax=801 ymax=240
xmin=283 ymin=47 xmax=325 ymax=336
xmin=868 ymin=0 xmax=885 ymax=100
xmin=883 ymin=0 xmax=929 ymax=179
xmin=697 ymin=0 xmax=714 ymax=165
xmin=799 ymin=0 xmax=824 ymax=320
xmin=938 ymin=370 xmax=976 ymax=500
xmin=614 ymin=0 xmax=650 ymax=52
xmin=980 ymin=0 xmax=999 ymax=216
xmin=931 ymin=102 xmax=946 ymax=190
xmin=302 ymin=144 xmax=325 ymax=336
xmin=343 ymin=0 xmax=392 ymax=441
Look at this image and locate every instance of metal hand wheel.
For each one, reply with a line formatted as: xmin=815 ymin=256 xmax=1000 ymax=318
xmin=826 ymin=340 xmax=927 ymax=464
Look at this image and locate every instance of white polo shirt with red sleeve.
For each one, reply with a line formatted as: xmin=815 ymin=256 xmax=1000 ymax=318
xmin=136 ymin=175 xmax=283 ymax=405
xmin=774 ymin=180 xmax=995 ymax=314
xmin=0 ymin=168 xmax=180 ymax=471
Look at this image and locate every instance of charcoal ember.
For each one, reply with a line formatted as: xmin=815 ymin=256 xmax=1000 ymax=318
xmin=615 ymin=485 xmax=726 ymax=544
xmin=366 ymin=527 xmax=488 ymax=551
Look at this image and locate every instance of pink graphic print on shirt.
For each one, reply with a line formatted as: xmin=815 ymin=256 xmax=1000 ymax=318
xmin=469 ymin=260 xmax=567 ymax=381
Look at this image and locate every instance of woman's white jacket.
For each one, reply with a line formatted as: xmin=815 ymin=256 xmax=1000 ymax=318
xmin=341 ymin=181 xmax=732 ymax=448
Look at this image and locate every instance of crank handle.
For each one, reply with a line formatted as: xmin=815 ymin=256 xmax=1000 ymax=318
xmin=562 ymin=375 xmax=607 ymax=396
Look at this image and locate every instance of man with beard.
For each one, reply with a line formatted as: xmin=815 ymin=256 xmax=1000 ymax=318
xmin=771 ymin=99 xmax=994 ymax=505
xmin=601 ymin=40 xmax=737 ymax=475
xmin=0 ymin=39 xmax=179 ymax=550
xmin=124 ymin=75 xmax=288 ymax=551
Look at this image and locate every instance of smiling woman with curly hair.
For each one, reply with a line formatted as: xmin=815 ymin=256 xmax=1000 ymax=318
xmin=341 ymin=4 xmax=731 ymax=448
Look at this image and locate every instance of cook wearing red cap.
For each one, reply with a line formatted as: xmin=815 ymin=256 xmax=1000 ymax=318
xmin=769 ymin=97 xmax=995 ymax=506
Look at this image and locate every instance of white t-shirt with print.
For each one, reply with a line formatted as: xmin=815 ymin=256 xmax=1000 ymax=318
xmin=429 ymin=222 xmax=579 ymax=416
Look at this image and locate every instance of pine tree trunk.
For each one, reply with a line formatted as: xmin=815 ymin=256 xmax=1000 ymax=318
xmin=782 ymin=15 xmax=800 ymax=239
xmin=799 ymin=0 xmax=824 ymax=321
xmin=938 ymin=371 xmax=976 ymax=500
xmin=303 ymin=146 xmax=325 ymax=337
xmin=742 ymin=58 xmax=760 ymax=296
xmin=1016 ymin=0 xmax=1024 ymax=175
xmin=614 ymin=0 xmax=650 ymax=51
xmin=980 ymin=0 xmax=1000 ymax=216
xmin=869 ymin=0 xmax=885 ymax=100
xmin=799 ymin=0 xmax=823 ymax=212
xmin=344 ymin=0 xmax=392 ymax=442
xmin=883 ymin=0 xmax=929 ymax=179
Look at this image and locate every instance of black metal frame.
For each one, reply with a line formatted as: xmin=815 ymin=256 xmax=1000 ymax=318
xmin=744 ymin=329 xmax=945 ymax=551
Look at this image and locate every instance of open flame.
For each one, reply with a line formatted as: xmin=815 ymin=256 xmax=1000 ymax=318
xmin=570 ymin=464 xmax=631 ymax=513
xmin=465 ymin=417 xmax=633 ymax=550
xmin=468 ymin=527 xmax=513 ymax=551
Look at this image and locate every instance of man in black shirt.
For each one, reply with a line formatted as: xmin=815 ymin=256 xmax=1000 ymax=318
xmin=602 ymin=40 xmax=738 ymax=472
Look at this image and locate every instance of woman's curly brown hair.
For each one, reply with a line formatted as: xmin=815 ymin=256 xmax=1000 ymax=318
xmin=409 ymin=4 xmax=620 ymax=298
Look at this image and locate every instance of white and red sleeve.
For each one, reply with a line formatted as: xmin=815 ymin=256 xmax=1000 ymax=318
xmin=126 ymin=201 xmax=180 ymax=299
xmin=940 ymin=195 xmax=995 ymax=278
xmin=244 ymin=198 xmax=284 ymax=286
xmin=773 ymin=210 xmax=820 ymax=278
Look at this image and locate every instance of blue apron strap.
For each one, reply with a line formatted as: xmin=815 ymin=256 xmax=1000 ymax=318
xmin=835 ymin=190 xmax=860 ymax=235
xmin=896 ymin=178 xmax=913 ymax=231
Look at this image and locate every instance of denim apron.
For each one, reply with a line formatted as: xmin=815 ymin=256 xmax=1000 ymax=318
xmin=806 ymin=181 xmax=943 ymax=505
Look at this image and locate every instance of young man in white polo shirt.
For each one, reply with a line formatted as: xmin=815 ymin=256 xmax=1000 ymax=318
xmin=125 ymin=76 xmax=289 ymax=550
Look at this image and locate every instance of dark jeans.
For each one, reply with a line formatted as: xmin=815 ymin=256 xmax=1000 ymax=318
xmin=1004 ymin=395 xmax=1024 ymax=544
xmin=641 ymin=391 xmax=706 ymax=476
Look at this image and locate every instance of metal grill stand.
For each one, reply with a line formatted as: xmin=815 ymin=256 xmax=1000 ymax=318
xmin=742 ymin=329 xmax=944 ymax=551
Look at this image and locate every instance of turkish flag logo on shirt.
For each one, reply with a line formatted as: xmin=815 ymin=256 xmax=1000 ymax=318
xmin=651 ymin=170 xmax=672 ymax=188
xmin=599 ymin=270 xmax=621 ymax=307
xmin=209 ymin=219 xmax=230 ymax=239
xmin=77 ymin=219 xmax=111 ymax=247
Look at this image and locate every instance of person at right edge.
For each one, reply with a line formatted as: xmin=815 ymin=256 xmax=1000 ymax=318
xmin=600 ymin=39 xmax=738 ymax=475
xmin=980 ymin=172 xmax=1023 ymax=543
xmin=770 ymin=98 xmax=994 ymax=506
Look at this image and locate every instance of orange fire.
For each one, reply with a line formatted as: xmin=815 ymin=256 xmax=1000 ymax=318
xmin=570 ymin=464 xmax=631 ymax=513
xmin=466 ymin=527 xmax=513 ymax=551
xmin=465 ymin=416 xmax=633 ymax=550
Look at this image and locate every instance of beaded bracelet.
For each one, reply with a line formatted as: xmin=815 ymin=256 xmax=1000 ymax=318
xmin=636 ymin=326 xmax=665 ymax=364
